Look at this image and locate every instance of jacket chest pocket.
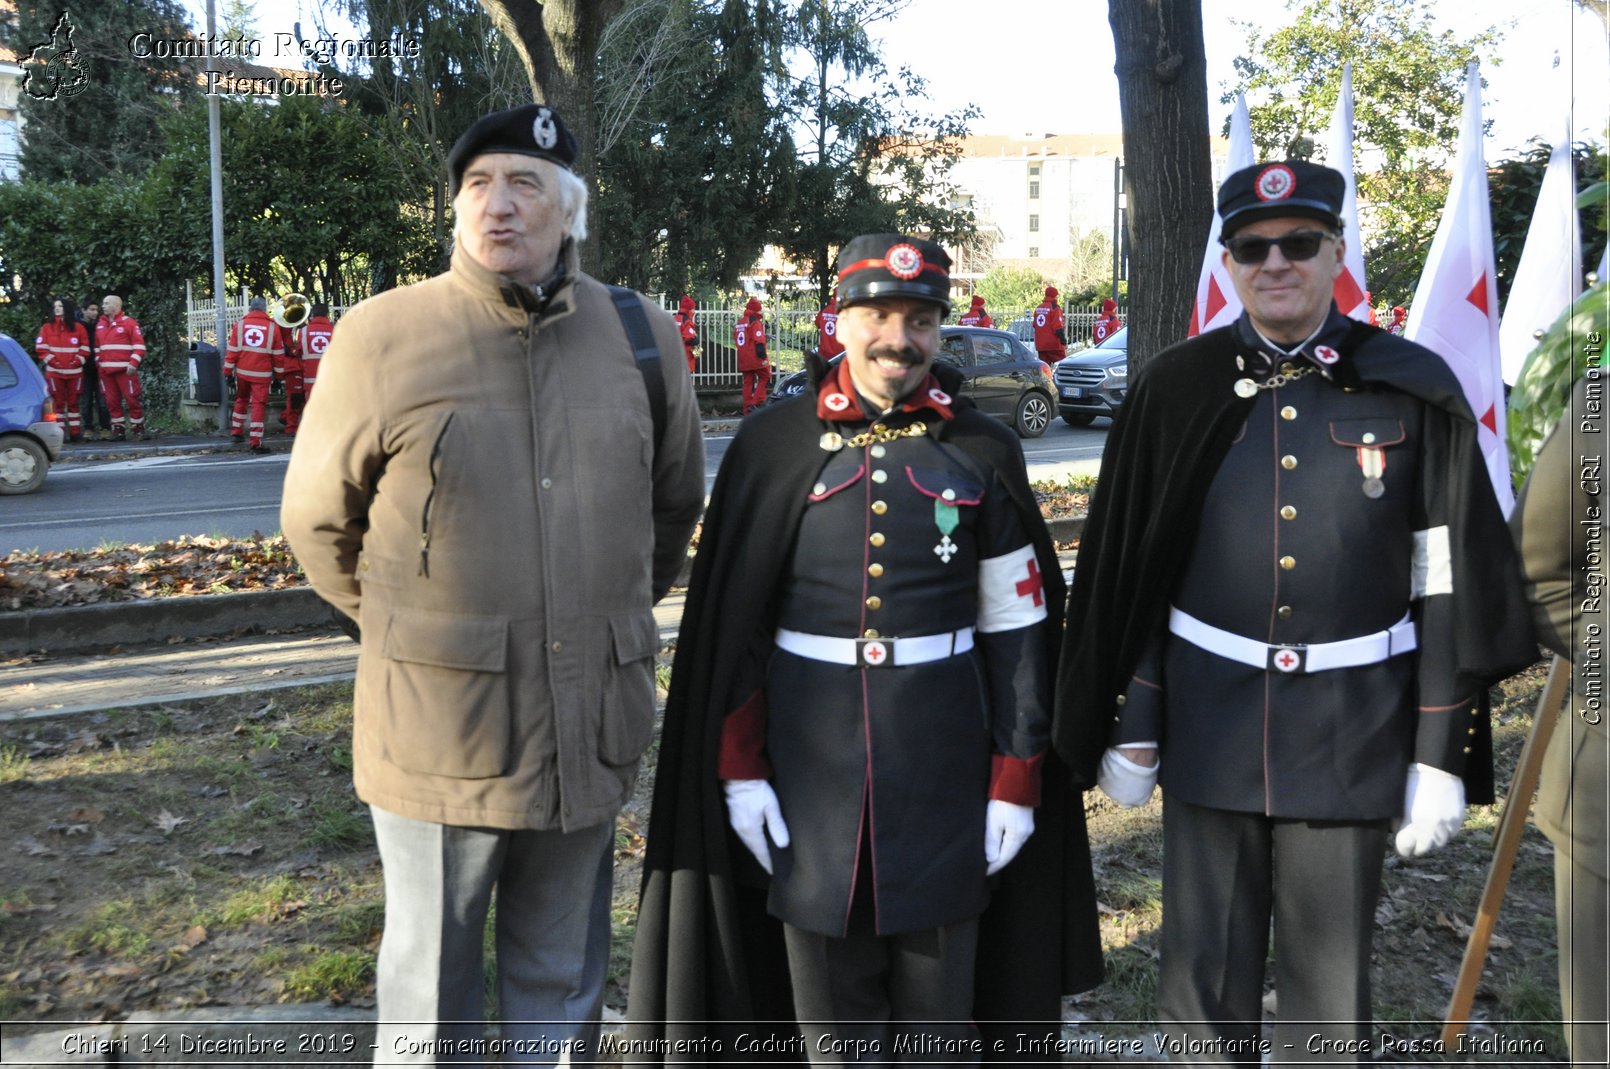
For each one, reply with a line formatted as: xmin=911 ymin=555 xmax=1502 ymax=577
xmin=1329 ymin=416 xmax=1407 ymax=497
xmin=375 ymin=607 xmax=512 ymax=779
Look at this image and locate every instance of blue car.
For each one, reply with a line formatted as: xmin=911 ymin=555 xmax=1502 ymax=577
xmin=0 ymin=332 xmax=65 ymax=494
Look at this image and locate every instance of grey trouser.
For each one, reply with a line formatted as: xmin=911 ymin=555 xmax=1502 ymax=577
xmin=1556 ymin=849 xmax=1609 ymax=1067
xmin=369 ymin=806 xmax=614 ymax=1067
xmin=1158 ymin=795 xmax=1387 ymax=1067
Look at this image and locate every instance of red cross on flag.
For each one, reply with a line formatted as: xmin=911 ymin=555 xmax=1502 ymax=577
xmin=1187 ymin=95 xmax=1254 ymax=337
xmin=1404 ymin=62 xmax=1513 ymax=514
xmin=1327 ymin=64 xmax=1372 ymax=322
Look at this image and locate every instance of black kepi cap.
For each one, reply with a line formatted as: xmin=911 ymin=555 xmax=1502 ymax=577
xmin=836 ymin=234 xmax=952 ymax=314
xmin=1218 ymin=160 xmax=1344 ymax=238
xmin=448 ymin=104 xmax=578 ymax=197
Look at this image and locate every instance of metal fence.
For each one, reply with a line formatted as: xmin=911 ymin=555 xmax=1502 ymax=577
xmin=183 ymin=285 xmax=1125 ymax=394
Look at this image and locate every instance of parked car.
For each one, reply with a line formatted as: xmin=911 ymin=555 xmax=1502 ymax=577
xmin=0 ymin=332 xmax=64 ymax=495
xmin=768 ymin=325 xmax=1056 ymax=438
xmin=1052 ymin=326 xmax=1127 ymax=426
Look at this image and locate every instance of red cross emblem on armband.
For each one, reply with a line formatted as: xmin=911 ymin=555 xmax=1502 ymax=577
xmin=1015 ymin=558 xmax=1044 ymax=607
xmin=1268 ymin=646 xmax=1306 ymax=673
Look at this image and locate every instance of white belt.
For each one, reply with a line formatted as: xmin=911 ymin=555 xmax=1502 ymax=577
xmin=776 ymin=626 xmax=974 ymax=668
xmin=1168 ymin=606 xmax=1416 ymax=674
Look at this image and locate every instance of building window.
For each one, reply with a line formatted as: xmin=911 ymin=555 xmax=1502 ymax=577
xmin=1028 ymin=163 xmax=1041 ymax=176
xmin=0 ymin=119 xmax=19 ymax=182
xmin=1028 ymin=214 xmax=1039 ymax=233
xmin=1028 ymin=180 xmax=1040 ymax=199
xmin=1028 ymin=247 xmax=1039 ymax=258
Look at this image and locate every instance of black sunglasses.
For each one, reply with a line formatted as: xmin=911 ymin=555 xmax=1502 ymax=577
xmin=1221 ymin=229 xmax=1336 ymax=265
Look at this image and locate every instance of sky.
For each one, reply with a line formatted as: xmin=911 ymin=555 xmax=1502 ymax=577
xmin=182 ymin=0 xmax=1609 ymax=163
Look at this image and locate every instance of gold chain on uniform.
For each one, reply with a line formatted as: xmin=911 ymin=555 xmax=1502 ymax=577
xmin=1250 ymin=364 xmax=1317 ymax=392
xmin=843 ymin=421 xmax=928 ymax=448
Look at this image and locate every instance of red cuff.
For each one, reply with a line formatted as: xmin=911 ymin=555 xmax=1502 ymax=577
xmin=717 ymin=689 xmax=772 ymax=780
xmin=989 ymin=752 xmax=1044 ymax=807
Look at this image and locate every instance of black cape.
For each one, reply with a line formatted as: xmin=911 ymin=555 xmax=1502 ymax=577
xmin=1054 ymin=317 xmax=1540 ymax=802
xmin=627 ymin=362 xmax=1104 ymax=1062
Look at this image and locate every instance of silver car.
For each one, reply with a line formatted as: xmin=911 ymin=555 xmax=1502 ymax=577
xmin=1052 ymin=327 xmax=1127 ymax=427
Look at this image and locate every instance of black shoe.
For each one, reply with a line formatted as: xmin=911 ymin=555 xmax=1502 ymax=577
xmin=111 ymin=427 xmax=126 ymax=440
xmin=230 ymin=433 xmax=244 ymax=444
xmin=132 ymin=428 xmax=146 ymax=440
xmin=250 ymin=443 xmax=271 ymax=454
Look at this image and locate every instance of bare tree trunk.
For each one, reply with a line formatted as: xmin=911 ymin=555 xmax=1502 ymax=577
xmin=477 ymin=0 xmax=625 ymax=270
xmin=1108 ymin=0 xmax=1213 ymax=374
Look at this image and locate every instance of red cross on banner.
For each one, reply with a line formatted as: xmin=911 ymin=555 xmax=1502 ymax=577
xmin=1015 ymin=558 xmax=1044 ymax=606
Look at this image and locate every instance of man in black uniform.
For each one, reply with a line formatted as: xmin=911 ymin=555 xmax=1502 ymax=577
xmin=629 ymin=234 xmax=1102 ymax=1063
xmin=1056 ymin=161 xmax=1536 ymax=1064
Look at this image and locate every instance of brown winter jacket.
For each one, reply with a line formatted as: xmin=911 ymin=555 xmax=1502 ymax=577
xmin=281 ymin=244 xmax=706 ymax=832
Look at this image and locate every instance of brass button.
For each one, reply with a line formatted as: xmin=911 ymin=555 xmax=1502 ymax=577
xmin=1281 ymin=455 xmax=1298 ymax=470
xmin=812 ymin=482 xmax=827 ymax=496
xmin=1468 ymin=727 xmax=1477 ymax=735
xmin=870 ymin=532 xmax=886 ymax=547
xmin=871 ymin=423 xmax=886 ymax=435
xmin=864 ymin=629 xmax=880 ymax=639
xmin=1115 ymin=694 xmax=1127 ymax=706
xmin=868 ymin=563 xmax=884 ymax=578
xmin=1279 ymin=555 xmax=1296 ymax=571
xmin=1277 ymin=605 xmax=1293 ymax=619
xmin=871 ymin=470 xmax=888 ymax=484
xmin=1279 ymin=362 xmax=1295 ymax=374
xmin=872 ymin=500 xmax=888 ymax=515
xmin=551 ymin=641 xmax=563 ymax=653
xmin=1362 ymin=432 xmax=1376 ymax=444
xmin=1280 ymin=505 xmax=1296 ymax=521
xmin=866 ymin=596 xmax=882 ymax=610
xmin=942 ymin=489 xmax=956 ymax=502
xmin=1463 ymin=746 xmax=1472 ymax=754
xmin=870 ymin=444 xmax=887 ymax=458
xmin=1280 ymin=405 xmax=1297 ymax=421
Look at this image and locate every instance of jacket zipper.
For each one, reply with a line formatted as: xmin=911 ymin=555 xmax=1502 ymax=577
xmin=419 ymin=412 xmax=454 ymax=576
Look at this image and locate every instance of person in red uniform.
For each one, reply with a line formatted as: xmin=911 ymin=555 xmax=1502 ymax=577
xmin=276 ymin=301 xmax=307 ymax=435
xmin=36 ymin=297 xmax=89 ymax=442
xmin=95 ymin=294 xmax=147 ymax=440
xmin=735 ymin=295 xmax=770 ymax=414
xmin=298 ymin=303 xmax=335 ymax=403
xmin=674 ymin=295 xmax=699 ymax=374
xmin=959 ymin=294 xmax=994 ymax=328
xmin=1033 ymin=286 xmax=1067 ymax=363
xmin=224 ymin=296 xmax=290 ymax=453
xmin=815 ymin=291 xmax=844 ymax=360
xmin=1091 ymin=297 xmax=1121 ymax=344
xmin=1387 ymin=305 xmax=1407 ymax=335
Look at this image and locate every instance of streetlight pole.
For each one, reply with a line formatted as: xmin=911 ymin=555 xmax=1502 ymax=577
xmin=1110 ymin=155 xmax=1124 ymax=303
xmin=206 ymin=0 xmax=229 ymax=434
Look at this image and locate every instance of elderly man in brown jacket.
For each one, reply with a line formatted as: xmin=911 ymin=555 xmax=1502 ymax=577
xmin=281 ymin=104 xmax=705 ymax=1064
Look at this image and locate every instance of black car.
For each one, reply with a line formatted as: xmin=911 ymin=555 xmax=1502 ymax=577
xmin=1052 ymin=326 xmax=1127 ymax=426
xmin=768 ymin=325 xmax=1056 ymax=438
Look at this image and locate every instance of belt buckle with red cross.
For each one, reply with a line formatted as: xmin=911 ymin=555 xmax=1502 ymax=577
xmin=1268 ymin=645 xmax=1307 ymax=673
xmin=857 ymin=638 xmax=892 ymax=668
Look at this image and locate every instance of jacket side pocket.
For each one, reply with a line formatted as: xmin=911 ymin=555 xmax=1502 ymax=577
xmin=377 ymin=607 xmax=512 ymax=779
xmin=597 ymin=610 xmax=659 ymax=766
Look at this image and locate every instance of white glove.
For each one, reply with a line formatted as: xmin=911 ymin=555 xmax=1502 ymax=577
xmin=1098 ymin=746 xmax=1159 ymax=807
xmin=1394 ymin=763 xmax=1466 ymax=858
xmin=723 ymin=779 xmax=790 ymax=874
xmin=984 ymin=800 xmax=1035 ymax=875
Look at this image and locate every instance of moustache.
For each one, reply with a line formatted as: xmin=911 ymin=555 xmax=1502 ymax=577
xmin=866 ymin=345 xmax=923 ymax=365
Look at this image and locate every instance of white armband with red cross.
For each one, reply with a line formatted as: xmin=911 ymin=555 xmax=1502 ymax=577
xmin=977 ymin=544 xmax=1048 ymax=633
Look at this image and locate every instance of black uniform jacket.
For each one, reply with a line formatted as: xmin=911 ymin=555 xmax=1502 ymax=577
xmin=1054 ymin=314 xmax=1538 ymax=803
xmin=627 ymin=361 xmax=1103 ymax=1062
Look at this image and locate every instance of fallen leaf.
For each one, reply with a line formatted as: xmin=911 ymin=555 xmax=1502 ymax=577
xmin=153 ymin=810 xmax=189 ymax=835
xmin=208 ymin=842 xmax=263 ymax=858
xmin=67 ymin=806 xmax=105 ymax=824
xmin=177 ymin=925 xmax=208 ymax=949
xmin=1407 ymin=870 xmax=1449 ymax=882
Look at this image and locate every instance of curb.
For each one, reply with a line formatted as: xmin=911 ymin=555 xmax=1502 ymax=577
xmin=1 ymin=519 xmax=1083 ymax=658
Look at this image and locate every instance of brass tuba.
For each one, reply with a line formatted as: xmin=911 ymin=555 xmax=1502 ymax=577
xmin=271 ymin=293 xmax=311 ymax=329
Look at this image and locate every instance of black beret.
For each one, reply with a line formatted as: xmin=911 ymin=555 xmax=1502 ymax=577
xmin=448 ymin=104 xmax=578 ymax=197
xmin=835 ymin=233 xmax=952 ymax=314
xmin=1218 ymin=160 xmax=1344 ymax=238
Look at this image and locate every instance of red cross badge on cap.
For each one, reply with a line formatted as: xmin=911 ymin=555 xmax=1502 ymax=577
xmin=1255 ymin=164 xmax=1296 ymax=202
xmin=532 ymin=107 xmax=559 ymax=150
xmin=858 ymin=640 xmax=890 ymax=667
xmin=1315 ymin=345 xmax=1340 ymax=365
xmin=1268 ymin=646 xmax=1305 ymax=673
xmin=886 ymin=243 xmax=924 ymax=280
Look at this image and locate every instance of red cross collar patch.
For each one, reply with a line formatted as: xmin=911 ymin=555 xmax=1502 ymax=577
xmin=815 ymin=362 xmax=954 ymax=422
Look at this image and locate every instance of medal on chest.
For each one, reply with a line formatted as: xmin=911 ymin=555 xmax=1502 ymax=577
xmin=1357 ymin=446 xmax=1386 ymax=498
xmin=933 ymin=497 xmax=959 ymax=563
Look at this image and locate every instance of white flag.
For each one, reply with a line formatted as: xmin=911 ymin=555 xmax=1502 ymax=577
xmin=1497 ymin=121 xmax=1583 ymax=384
xmin=1404 ymin=62 xmax=1513 ymax=512
xmin=1188 ymin=95 xmax=1254 ymax=336
xmin=1327 ymin=64 xmax=1371 ymax=321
